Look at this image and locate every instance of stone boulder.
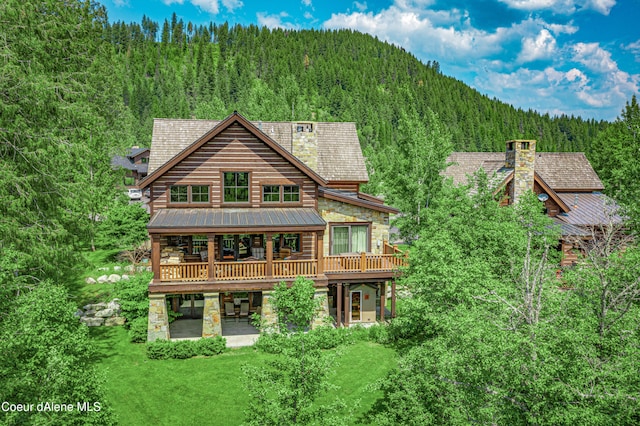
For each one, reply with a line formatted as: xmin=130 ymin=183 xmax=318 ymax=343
xmin=105 ymin=317 xmax=126 ymax=327
xmin=108 ymin=274 xmax=121 ymax=283
xmin=85 ymin=277 xmax=97 ymax=284
xmin=97 ymin=275 xmax=109 ymax=283
xmin=80 ymin=317 xmax=104 ymax=327
xmin=95 ymin=308 xmax=114 ymax=318
xmin=121 ymin=274 xmax=130 ymax=281
xmin=113 ymin=265 xmax=122 ymax=271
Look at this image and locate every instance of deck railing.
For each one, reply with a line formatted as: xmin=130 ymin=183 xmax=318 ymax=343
xmin=273 ymin=260 xmax=317 ymax=278
xmin=159 ymin=262 xmax=208 ymax=282
xmin=214 ymin=261 xmax=266 ymax=281
xmin=158 ymin=253 xmax=406 ymax=282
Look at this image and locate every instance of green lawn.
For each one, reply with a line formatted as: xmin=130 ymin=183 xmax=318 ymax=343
xmin=91 ymin=327 xmax=396 ymax=425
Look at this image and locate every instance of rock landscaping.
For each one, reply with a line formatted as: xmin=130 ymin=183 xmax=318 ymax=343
xmin=77 ymin=299 xmax=125 ymax=327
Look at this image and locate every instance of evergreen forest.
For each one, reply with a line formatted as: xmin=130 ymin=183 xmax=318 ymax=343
xmin=105 ymin=14 xmax=608 ymax=154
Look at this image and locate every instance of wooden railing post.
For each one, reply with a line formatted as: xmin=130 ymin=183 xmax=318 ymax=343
xmin=265 ymin=232 xmax=273 ymax=279
xmin=361 ymin=252 xmax=366 ymax=272
xmin=317 ymin=231 xmax=324 ymax=276
xmin=207 ymin=234 xmax=215 ymax=282
xmin=151 ymin=234 xmax=161 ymax=284
xmin=336 ymin=283 xmax=342 ymax=327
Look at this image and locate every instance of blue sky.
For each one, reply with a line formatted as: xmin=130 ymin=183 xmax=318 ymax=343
xmin=105 ymin=0 xmax=639 ymax=121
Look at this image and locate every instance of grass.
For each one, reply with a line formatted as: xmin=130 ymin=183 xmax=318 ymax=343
xmin=91 ymin=327 xmax=396 ymax=425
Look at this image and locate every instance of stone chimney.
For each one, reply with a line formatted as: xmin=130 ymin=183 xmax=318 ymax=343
xmin=291 ymin=122 xmax=318 ymax=170
xmin=505 ymin=139 xmax=536 ymax=204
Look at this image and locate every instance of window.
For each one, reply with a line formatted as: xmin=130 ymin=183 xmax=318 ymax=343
xmin=191 ymin=185 xmax=209 ymax=203
xmin=170 ymin=185 xmax=188 ymax=203
xmin=521 ymin=142 xmax=530 ymax=150
xmin=283 ymin=185 xmax=300 ymax=202
xmin=282 ymin=234 xmax=301 ymax=252
xmin=140 ymin=157 xmax=148 ymax=163
xmin=262 ymin=185 xmax=280 ymax=203
xmin=507 ymin=142 xmax=514 ymax=151
xmin=331 ymin=224 xmax=369 ymax=254
xmin=224 ymin=172 xmax=249 ymax=203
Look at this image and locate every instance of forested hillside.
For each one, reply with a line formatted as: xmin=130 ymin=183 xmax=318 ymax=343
xmin=104 ymin=16 xmax=608 ymax=153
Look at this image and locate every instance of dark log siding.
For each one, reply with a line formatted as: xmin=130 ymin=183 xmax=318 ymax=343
xmin=534 ymin=181 xmax=561 ymax=217
xmin=152 ymin=123 xmax=317 ymax=210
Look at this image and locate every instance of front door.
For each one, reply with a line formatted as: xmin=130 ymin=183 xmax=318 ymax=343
xmin=350 ymin=291 xmax=361 ymax=322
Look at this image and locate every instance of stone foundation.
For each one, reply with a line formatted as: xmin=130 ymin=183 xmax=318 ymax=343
xmin=202 ymin=292 xmax=222 ymax=338
xmin=312 ymin=288 xmax=331 ymax=328
xmin=260 ymin=291 xmax=277 ymax=331
xmin=148 ymin=294 xmax=169 ymax=341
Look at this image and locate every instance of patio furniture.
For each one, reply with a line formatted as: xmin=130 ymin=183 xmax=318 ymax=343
xmin=239 ymin=302 xmax=249 ymax=321
xmin=225 ymin=302 xmax=237 ymax=322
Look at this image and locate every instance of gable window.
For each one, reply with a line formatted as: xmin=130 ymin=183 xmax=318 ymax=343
xmin=262 ymin=185 xmax=280 ymax=203
xmin=224 ymin=172 xmax=249 ymax=203
xmin=331 ymin=224 xmax=369 ymax=254
xmin=170 ymin=185 xmax=188 ymax=203
xmin=283 ymin=185 xmax=300 ymax=202
xmin=191 ymin=185 xmax=209 ymax=203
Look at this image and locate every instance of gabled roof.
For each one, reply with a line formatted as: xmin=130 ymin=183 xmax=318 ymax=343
xmin=146 ymin=115 xmax=368 ymax=183
xmin=319 ymin=188 xmax=400 ymax=214
xmin=444 ymin=152 xmax=604 ymax=192
xmin=140 ymin=112 xmax=327 ymax=188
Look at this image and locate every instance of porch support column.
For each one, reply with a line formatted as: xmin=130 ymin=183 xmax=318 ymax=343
xmin=343 ymin=284 xmax=350 ymax=328
xmin=336 ymin=283 xmax=343 ymax=327
xmin=265 ymin=232 xmax=273 ymax=279
xmin=147 ymin=294 xmax=169 ymax=341
xmin=202 ymin=292 xmax=222 ymax=338
xmin=316 ymin=231 xmax=324 ymax=276
xmin=261 ymin=291 xmax=277 ymax=332
xmin=312 ymin=288 xmax=330 ymax=329
xmin=380 ymin=282 xmax=386 ymax=322
xmin=151 ymin=234 xmax=161 ymax=284
xmin=207 ymin=234 xmax=216 ymax=281
xmin=391 ymin=280 xmax=397 ymax=318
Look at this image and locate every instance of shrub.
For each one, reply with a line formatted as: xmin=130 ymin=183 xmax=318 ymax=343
xmin=196 ymin=336 xmax=226 ymax=356
xmin=146 ymin=337 xmax=227 ymax=360
xmin=114 ymin=272 xmax=152 ymax=323
xmin=128 ymin=316 xmax=148 ymax=343
xmin=254 ymin=332 xmax=289 ymax=354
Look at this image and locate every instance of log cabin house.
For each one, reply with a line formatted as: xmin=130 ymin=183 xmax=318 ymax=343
xmin=138 ymin=112 xmax=404 ymax=341
xmin=111 ymin=146 xmax=150 ymax=186
xmin=443 ymin=140 xmax=621 ymax=266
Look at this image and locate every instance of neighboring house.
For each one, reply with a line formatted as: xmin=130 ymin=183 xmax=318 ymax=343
xmin=111 ymin=146 xmax=150 ymax=186
xmin=443 ymin=140 xmax=621 ymax=266
xmin=138 ymin=112 xmax=403 ymax=341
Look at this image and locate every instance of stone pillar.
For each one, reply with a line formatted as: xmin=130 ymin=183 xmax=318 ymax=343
xmin=147 ymin=294 xmax=169 ymax=341
xmin=202 ymin=292 xmax=222 ymax=338
xmin=260 ymin=291 xmax=277 ymax=331
xmin=312 ymin=288 xmax=330 ymax=329
xmin=343 ymin=284 xmax=350 ymax=327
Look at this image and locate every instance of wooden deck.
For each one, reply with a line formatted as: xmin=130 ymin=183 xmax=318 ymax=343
xmin=158 ymin=253 xmax=405 ymax=283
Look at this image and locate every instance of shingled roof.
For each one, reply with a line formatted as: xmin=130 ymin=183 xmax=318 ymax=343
xmin=147 ymin=118 xmax=368 ymax=183
xmin=444 ymin=152 xmax=604 ymax=192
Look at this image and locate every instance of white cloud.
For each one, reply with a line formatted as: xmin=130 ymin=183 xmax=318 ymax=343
xmin=623 ymin=39 xmax=640 ymax=61
xmin=191 ymin=0 xmax=218 ymax=14
xmin=113 ymin=0 xmax=128 ymax=6
xmin=302 ymin=0 xmax=312 ymax=6
xmin=572 ymin=42 xmax=617 ymax=73
xmin=304 ymin=11 xmax=314 ymax=19
xmin=517 ymin=29 xmax=557 ymax=63
xmin=257 ymin=12 xmax=298 ymax=29
xmin=498 ymin=0 xmax=615 ymax=14
xmin=221 ymin=0 xmax=243 ymax=12
xmin=162 ymin=0 xmax=185 ymax=6
xmin=354 ymin=1 xmax=368 ymax=12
